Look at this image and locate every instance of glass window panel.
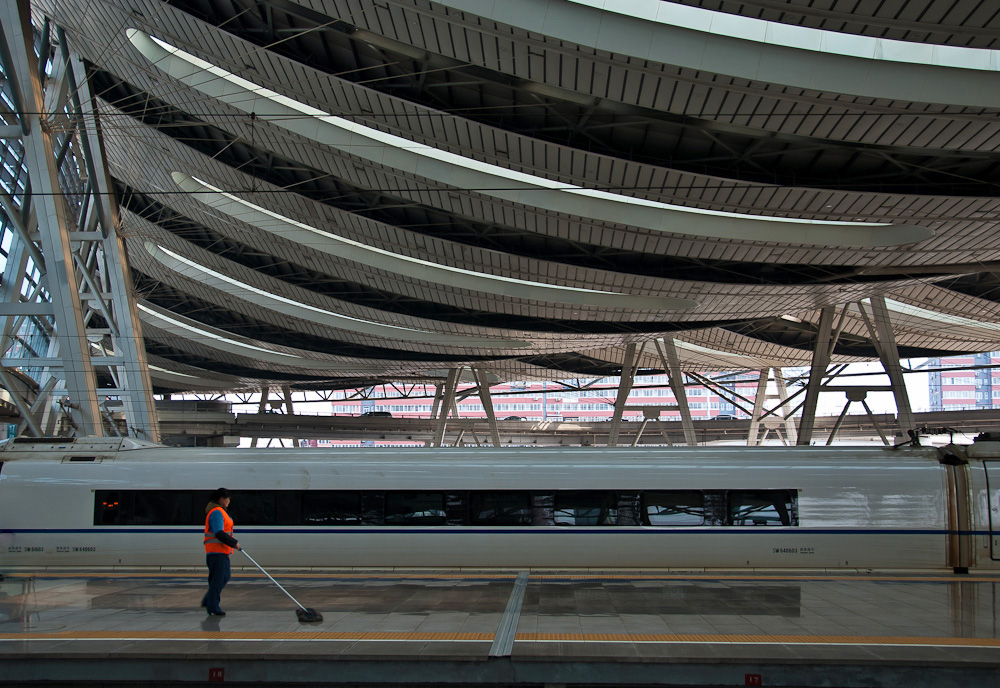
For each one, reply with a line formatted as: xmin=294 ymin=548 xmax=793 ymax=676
xmin=553 ymin=491 xmax=617 ymax=525
xmin=229 ymin=491 xmax=278 ymax=526
xmin=131 ymin=491 xmax=196 ymax=525
xmin=94 ymin=490 xmax=128 ymax=525
xmin=384 ymin=491 xmax=446 ymax=525
xmin=470 ymin=491 xmax=532 ymax=525
xmin=727 ymin=490 xmax=796 ymax=526
xmin=642 ymin=491 xmax=706 ymax=525
xmin=302 ymin=491 xmax=363 ymax=525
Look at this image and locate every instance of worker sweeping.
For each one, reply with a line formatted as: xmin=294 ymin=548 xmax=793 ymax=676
xmin=201 ymin=487 xmax=240 ymax=616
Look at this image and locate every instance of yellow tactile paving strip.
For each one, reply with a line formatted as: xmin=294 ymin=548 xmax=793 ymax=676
xmin=531 ymin=574 xmax=1000 ymax=582
xmin=0 ymin=631 xmax=492 ymax=641
xmin=2 ymin=631 xmax=999 ymax=647
xmin=516 ymin=633 xmax=1000 ymax=647
xmin=8 ymin=572 xmax=519 ymax=580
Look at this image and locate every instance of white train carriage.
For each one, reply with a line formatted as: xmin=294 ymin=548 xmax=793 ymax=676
xmin=1 ymin=438 xmax=998 ymax=572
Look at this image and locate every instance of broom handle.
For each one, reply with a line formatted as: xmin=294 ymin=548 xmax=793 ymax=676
xmin=239 ymin=549 xmax=308 ymax=611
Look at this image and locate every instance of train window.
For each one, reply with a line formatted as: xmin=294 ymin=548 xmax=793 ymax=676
xmin=470 ymin=491 xmax=532 ymax=525
xmin=131 ymin=491 xmax=196 ymax=526
xmin=642 ymin=491 xmax=706 ymax=526
xmin=302 ymin=491 xmax=363 ymax=525
xmin=727 ymin=490 xmax=797 ymax=526
xmin=229 ymin=491 xmax=279 ymax=526
xmin=553 ymin=491 xmax=618 ymax=525
xmin=384 ymin=492 xmax=446 ymax=525
xmin=95 ymin=490 xmax=128 ymax=525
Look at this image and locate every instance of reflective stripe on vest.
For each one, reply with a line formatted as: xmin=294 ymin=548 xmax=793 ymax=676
xmin=204 ymin=506 xmax=235 ymax=555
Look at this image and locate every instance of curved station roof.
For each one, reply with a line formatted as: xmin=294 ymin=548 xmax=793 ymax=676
xmin=28 ymin=0 xmax=1000 ymax=393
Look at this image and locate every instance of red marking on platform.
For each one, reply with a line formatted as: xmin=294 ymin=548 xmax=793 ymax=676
xmin=208 ymin=667 xmax=224 ymax=682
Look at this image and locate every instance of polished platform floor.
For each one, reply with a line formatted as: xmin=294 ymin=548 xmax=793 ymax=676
xmin=1 ymin=570 xmax=999 ymax=687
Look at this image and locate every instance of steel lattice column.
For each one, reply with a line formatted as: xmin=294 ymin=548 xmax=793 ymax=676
xmin=0 ymin=0 xmax=101 ymax=435
xmin=64 ymin=43 xmax=159 ymax=441
xmin=0 ymin=2 xmax=159 ymax=439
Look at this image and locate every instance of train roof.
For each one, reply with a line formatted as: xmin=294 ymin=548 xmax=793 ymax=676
xmin=0 ymin=437 xmax=958 ymax=467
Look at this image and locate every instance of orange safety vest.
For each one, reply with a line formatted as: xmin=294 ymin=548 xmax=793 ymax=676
xmin=204 ymin=506 xmax=235 ymax=555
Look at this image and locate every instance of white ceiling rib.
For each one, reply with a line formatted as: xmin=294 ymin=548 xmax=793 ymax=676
xmin=16 ymin=0 xmax=1000 ymax=392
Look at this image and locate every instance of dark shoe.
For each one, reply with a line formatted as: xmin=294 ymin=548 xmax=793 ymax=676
xmin=207 ymin=610 xmax=226 ymax=616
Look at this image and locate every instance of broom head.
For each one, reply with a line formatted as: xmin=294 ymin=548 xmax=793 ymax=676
xmin=296 ymin=608 xmax=323 ymax=623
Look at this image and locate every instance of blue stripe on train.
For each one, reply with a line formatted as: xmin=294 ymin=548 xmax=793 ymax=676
xmin=2 ymin=528 xmax=994 ymax=535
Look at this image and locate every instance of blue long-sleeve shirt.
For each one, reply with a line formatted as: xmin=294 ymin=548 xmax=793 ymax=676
xmin=208 ymin=509 xmax=225 ymax=534
xmin=206 ymin=507 xmax=238 ymax=549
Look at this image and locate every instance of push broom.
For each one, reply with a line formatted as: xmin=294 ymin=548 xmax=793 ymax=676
xmin=240 ymin=549 xmax=323 ymax=623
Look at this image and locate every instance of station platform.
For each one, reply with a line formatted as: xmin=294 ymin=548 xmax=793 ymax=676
xmin=1 ymin=569 xmax=999 ymax=687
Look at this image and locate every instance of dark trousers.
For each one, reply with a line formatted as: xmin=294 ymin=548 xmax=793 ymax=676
xmin=202 ymin=552 xmax=231 ymax=613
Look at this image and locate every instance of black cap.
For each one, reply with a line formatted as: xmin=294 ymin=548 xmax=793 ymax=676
xmin=209 ymin=487 xmax=231 ymax=502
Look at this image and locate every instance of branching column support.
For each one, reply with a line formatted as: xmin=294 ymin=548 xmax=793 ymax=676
xmin=608 ymin=343 xmax=641 ymax=447
xmin=430 ymin=368 xmax=461 ymax=448
xmin=472 ymin=367 xmax=500 ymax=447
xmin=249 ymin=385 xmax=268 ymax=448
xmin=797 ymin=307 xmax=837 ymax=445
xmin=653 ymin=338 xmax=697 ymax=445
xmin=748 ymin=368 xmax=798 ymax=446
xmin=748 ymin=370 xmax=770 ymax=447
xmin=282 ymin=385 xmax=300 ymax=448
xmin=858 ymin=296 xmax=915 ymax=438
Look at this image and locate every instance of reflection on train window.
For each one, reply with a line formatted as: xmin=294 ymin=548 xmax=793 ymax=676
xmin=228 ymin=491 xmax=281 ymax=526
xmin=385 ymin=492 xmax=446 ymax=525
xmin=92 ymin=489 xmax=800 ymax=527
xmin=470 ymin=491 xmax=532 ymax=525
xmin=553 ymin=491 xmax=617 ymax=525
xmin=95 ymin=490 xmax=197 ymax=525
xmin=302 ymin=492 xmax=363 ymax=525
xmin=642 ymin=491 xmax=706 ymax=525
xmin=95 ymin=490 xmax=126 ymax=525
xmin=727 ymin=490 xmax=797 ymax=526
xmin=132 ymin=491 xmax=195 ymax=526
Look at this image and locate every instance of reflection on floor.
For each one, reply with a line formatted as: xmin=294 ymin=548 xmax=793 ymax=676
xmin=1 ymin=572 xmax=999 ymax=686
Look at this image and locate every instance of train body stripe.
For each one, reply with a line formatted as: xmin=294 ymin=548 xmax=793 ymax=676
xmin=1 ymin=527 xmax=991 ymax=535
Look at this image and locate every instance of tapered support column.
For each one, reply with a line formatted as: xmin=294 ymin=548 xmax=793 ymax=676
xmin=797 ymin=307 xmax=837 ymax=445
xmin=430 ymin=368 xmax=461 ymax=447
xmin=608 ymin=343 xmax=639 ymax=447
xmin=655 ymin=338 xmax=697 ymax=445
xmin=249 ymin=386 xmax=269 ymax=448
xmin=282 ymin=385 xmax=301 ymax=447
xmin=473 ymin=367 xmax=501 ymax=447
xmin=748 ymin=368 xmax=798 ymax=446
xmin=774 ymin=369 xmax=798 ymax=445
xmin=863 ymin=296 xmax=915 ymax=437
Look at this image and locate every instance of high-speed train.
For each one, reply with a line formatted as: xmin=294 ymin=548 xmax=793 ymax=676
xmin=1 ymin=436 xmax=999 ymax=572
